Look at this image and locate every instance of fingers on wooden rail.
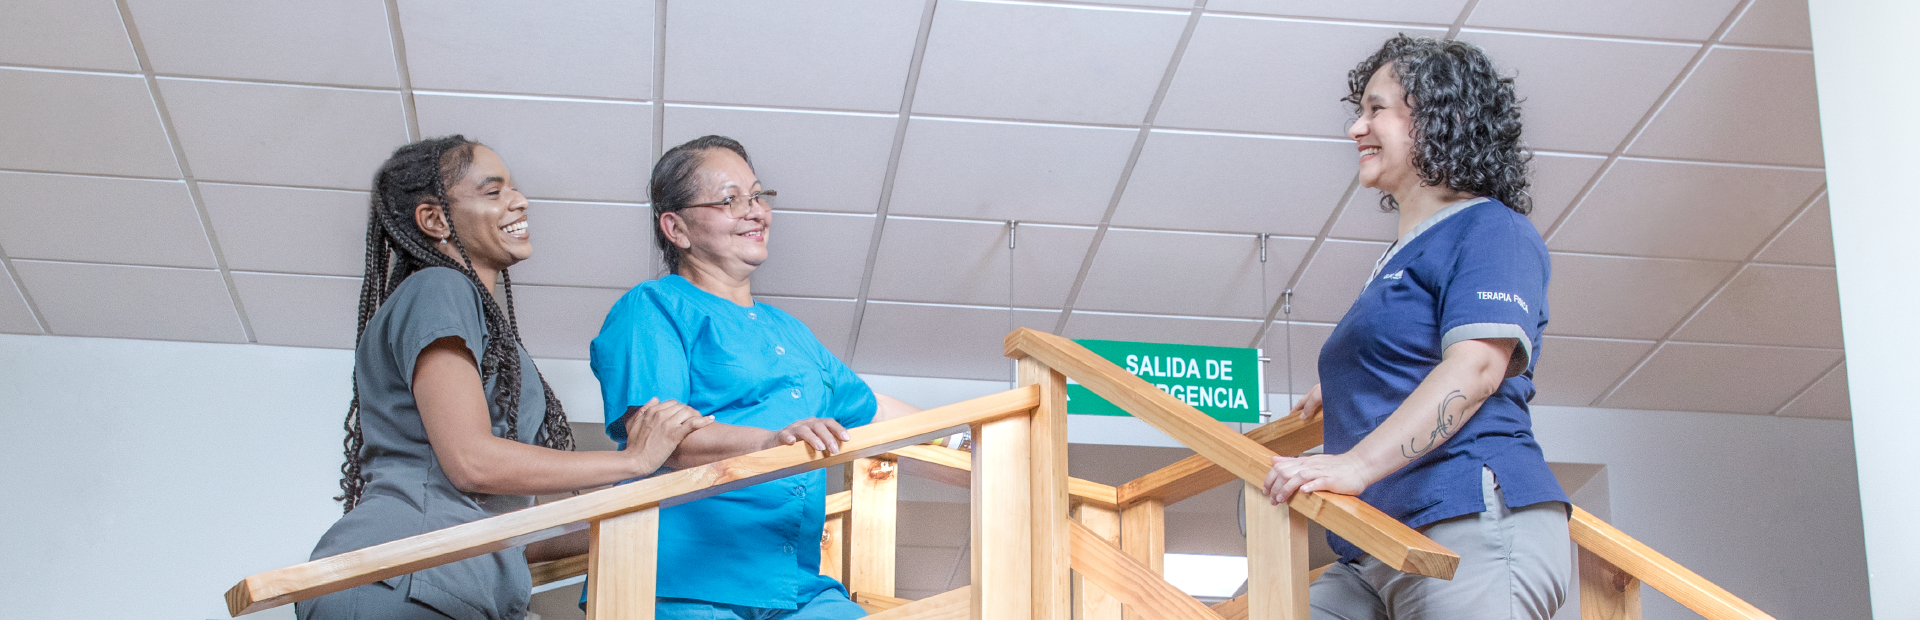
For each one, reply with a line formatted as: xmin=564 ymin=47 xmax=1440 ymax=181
xmin=1570 ymin=506 xmax=1773 ymax=620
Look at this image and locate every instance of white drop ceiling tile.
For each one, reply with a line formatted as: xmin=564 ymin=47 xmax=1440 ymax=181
xmin=1076 ymin=229 xmax=1310 ymax=318
xmin=1206 ymin=0 xmax=1470 ymax=24
xmin=508 ymin=284 xmax=626 ymax=360
xmin=1455 ymin=31 xmax=1697 ymax=153
xmin=665 ymin=0 xmax=922 ymax=112
xmin=1262 ymin=322 xmax=1333 ymax=396
xmin=1675 ymin=265 xmax=1841 ymax=348
xmin=1159 ymin=17 xmax=1446 ymax=137
xmin=12 ymin=260 xmax=244 ymax=342
xmin=1285 ymin=240 xmax=1390 ymax=323
xmin=1601 ymin=342 xmax=1840 ymax=414
xmin=1112 ymin=132 xmax=1355 ymax=236
xmin=1062 ymin=312 xmax=1258 ymax=350
xmin=1777 ymin=362 xmax=1848 ymax=419
xmin=0 ymin=0 xmax=137 ymax=71
xmin=200 ymin=183 xmax=368 ymax=277
xmin=1550 ymin=159 xmax=1825 ymax=261
xmin=125 ymin=0 xmax=397 ymax=87
xmin=758 ymin=296 xmax=856 ymax=361
xmin=1756 ymin=196 xmax=1833 ymax=267
xmin=851 ymin=303 xmax=1059 ymax=382
xmin=230 ymin=272 xmax=359 ymax=349
xmin=1628 ymin=48 xmax=1824 ymax=167
xmin=1529 ymin=336 xmax=1655 ymax=407
xmin=750 ymin=212 xmax=874 ymax=299
xmin=662 ymin=106 xmax=895 ymax=214
xmin=889 ymin=118 xmax=1136 ymax=224
xmin=0 ymin=172 xmax=213 ymax=268
xmin=912 ymin=0 xmax=1186 ymax=125
xmin=0 ymin=69 xmax=178 ymax=178
xmin=1722 ymin=0 xmax=1814 ymax=48
xmin=414 ymin=94 xmax=651 ymax=203
xmin=1327 ymin=190 xmax=1397 ymax=242
xmin=399 ymin=0 xmax=653 ymax=99
xmin=867 ymin=219 xmax=1092 ymax=308
xmin=1466 ymin=0 xmax=1740 ymax=40
xmin=507 ymin=201 xmax=651 ymax=289
xmin=161 ymin=79 xmax=406 ymax=189
xmin=1525 ymin=153 xmax=1606 ymax=234
xmin=0 ymin=263 xmax=42 ymax=334
xmin=1546 ymin=253 xmax=1737 ymax=340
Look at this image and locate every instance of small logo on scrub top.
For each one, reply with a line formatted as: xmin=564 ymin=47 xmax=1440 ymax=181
xmin=1380 ymin=270 xmax=1404 ymax=280
xmin=1477 ymin=291 xmax=1529 ymax=312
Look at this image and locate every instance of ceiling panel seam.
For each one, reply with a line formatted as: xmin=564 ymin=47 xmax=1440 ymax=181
xmin=1591 ymin=183 xmax=1828 ymax=407
xmin=381 ymin=0 xmax=420 ymax=141
xmin=0 ymin=63 xmax=142 ymax=78
xmin=1541 ymin=0 xmax=1758 ymax=244
xmin=1248 ymin=175 xmax=1361 ymax=349
xmin=1772 ymin=357 xmax=1846 ymax=416
xmin=139 ymin=74 xmax=405 ymax=93
xmin=0 ymin=244 xmax=51 ymax=334
xmin=111 ymin=0 xmax=256 ymax=343
xmin=1050 ymin=0 xmax=1209 ymax=336
xmin=649 ymin=0 xmax=669 ymax=280
xmin=1445 ymin=0 xmax=1484 ymax=39
xmin=0 ymin=167 xmax=182 ymax=183
xmin=841 ymin=0 xmax=941 ymax=361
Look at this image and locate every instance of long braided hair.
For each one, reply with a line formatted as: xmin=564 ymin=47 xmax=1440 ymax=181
xmin=337 ymin=135 xmax=575 ymax=512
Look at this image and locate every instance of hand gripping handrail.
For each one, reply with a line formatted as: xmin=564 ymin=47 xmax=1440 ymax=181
xmin=223 ymin=385 xmax=1040 ymax=616
xmin=1003 ymin=327 xmax=1460 ymax=579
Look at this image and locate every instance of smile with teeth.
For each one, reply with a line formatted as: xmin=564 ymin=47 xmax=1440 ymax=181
xmin=1359 ymin=147 xmax=1381 ymax=159
xmin=501 ymin=221 xmax=527 ymax=235
xmin=740 ymin=229 xmax=764 ymax=239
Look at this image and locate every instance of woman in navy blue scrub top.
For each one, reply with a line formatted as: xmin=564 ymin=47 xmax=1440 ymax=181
xmin=589 ymin=135 xmax=923 ymax=619
xmin=1261 ymin=36 xmax=1573 ymax=619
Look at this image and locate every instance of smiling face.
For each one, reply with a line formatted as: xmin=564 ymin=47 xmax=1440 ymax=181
xmin=434 ymin=145 xmax=531 ymax=273
xmin=1348 ymin=65 xmax=1422 ymax=197
xmin=661 ymin=148 xmax=771 ymax=276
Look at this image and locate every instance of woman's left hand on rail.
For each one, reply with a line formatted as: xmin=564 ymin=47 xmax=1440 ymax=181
xmin=1264 ymin=453 xmax=1371 ymax=505
xmin=766 ymin=417 xmax=851 ymax=454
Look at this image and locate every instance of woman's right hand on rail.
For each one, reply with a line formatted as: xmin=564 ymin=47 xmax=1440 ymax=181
xmin=1290 ymin=384 xmax=1325 ymax=420
xmin=623 ymin=398 xmax=714 ymax=472
xmin=766 ymin=417 xmax=851 ymax=455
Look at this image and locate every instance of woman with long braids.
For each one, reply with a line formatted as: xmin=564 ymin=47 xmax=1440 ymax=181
xmin=298 ymin=136 xmax=711 ymax=620
xmin=1261 ymin=36 xmax=1570 ymax=618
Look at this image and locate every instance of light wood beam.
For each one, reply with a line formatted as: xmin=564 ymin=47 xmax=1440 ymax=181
xmin=972 ymin=414 xmax=1033 ymax=620
xmin=856 ymin=591 xmax=911 ymax=613
xmin=1243 ymin=482 xmax=1308 ymax=619
xmin=1072 ymin=503 xmax=1124 ymax=620
xmin=868 ymin=586 xmax=971 ymax=620
xmin=1571 ymin=506 xmax=1769 ymax=620
xmin=821 ymin=512 xmax=848 ymax=583
xmin=848 ymin=456 xmax=900 ymax=597
xmin=1004 ymin=328 xmax=1456 ymax=580
xmin=1022 ymin=357 xmax=1072 ymax=620
xmin=1119 ymin=498 xmax=1165 ymax=620
xmin=1117 ymin=415 xmax=1323 ymax=507
xmin=530 ymin=553 xmax=588 ymax=587
xmin=1579 ymin=546 xmax=1641 ymax=620
xmin=1068 ymin=520 xmax=1222 ymax=620
xmin=585 ymin=506 xmax=657 ymax=620
xmin=892 ymin=444 xmax=1119 ymax=510
xmin=224 ymin=386 xmax=1039 ymax=617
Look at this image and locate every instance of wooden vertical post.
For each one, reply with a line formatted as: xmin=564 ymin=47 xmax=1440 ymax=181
xmin=586 ymin=506 xmax=659 ymax=620
xmin=1020 ymin=357 xmax=1071 ymax=620
xmin=972 ymin=414 xmax=1033 ymax=620
xmin=1118 ymin=499 xmax=1165 ymax=620
xmin=847 ymin=456 xmax=900 ymax=597
xmin=820 ymin=512 xmax=847 ymax=583
xmin=1579 ymin=547 xmax=1643 ymax=620
xmin=1243 ymin=482 xmax=1308 ymax=619
xmin=1071 ymin=503 xmax=1124 ymax=620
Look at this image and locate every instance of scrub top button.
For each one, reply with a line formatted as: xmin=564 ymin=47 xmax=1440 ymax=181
xmin=747 ymin=311 xmax=757 ymax=320
xmin=789 ymin=388 xmax=802 ymax=399
xmin=782 ymin=543 xmax=795 ymax=554
xmin=775 ymin=345 xmax=785 ymax=355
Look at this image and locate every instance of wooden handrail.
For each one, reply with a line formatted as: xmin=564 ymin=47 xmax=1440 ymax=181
xmin=1067 ymin=520 xmax=1221 ymax=620
xmin=1004 ymin=328 xmax=1459 ymax=580
xmin=1571 ymin=505 xmax=1774 ymax=620
xmin=890 ymin=444 xmax=1121 ymax=509
xmin=224 ymin=385 xmax=1040 ymax=616
xmin=1117 ymin=413 xmax=1324 ymax=507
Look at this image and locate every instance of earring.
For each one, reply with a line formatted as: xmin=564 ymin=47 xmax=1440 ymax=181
xmin=438 ymin=237 xmax=448 ymax=244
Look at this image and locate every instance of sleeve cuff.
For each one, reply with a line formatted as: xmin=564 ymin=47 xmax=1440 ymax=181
xmin=1441 ymin=323 xmax=1533 ymax=378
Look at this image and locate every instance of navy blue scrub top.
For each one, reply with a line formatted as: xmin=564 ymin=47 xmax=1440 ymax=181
xmin=1319 ymin=198 xmax=1568 ymax=562
xmin=590 ymin=274 xmax=878 ymax=609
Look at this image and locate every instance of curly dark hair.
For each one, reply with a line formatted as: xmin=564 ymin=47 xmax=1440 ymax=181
xmin=337 ymin=135 xmax=574 ymax=512
xmin=649 ymin=135 xmax=754 ymax=275
xmin=1345 ymin=34 xmax=1532 ymax=215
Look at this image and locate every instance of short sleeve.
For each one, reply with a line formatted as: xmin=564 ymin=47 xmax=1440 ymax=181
xmin=1437 ymin=211 xmax=1549 ymax=377
xmin=590 ymin=288 xmax=691 ymax=445
xmin=823 ymin=352 xmax=877 ymax=429
xmin=382 ymin=268 xmax=488 ymax=388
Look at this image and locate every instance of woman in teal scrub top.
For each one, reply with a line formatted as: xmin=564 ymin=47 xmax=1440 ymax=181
xmin=590 ymin=135 xmax=922 ymax=619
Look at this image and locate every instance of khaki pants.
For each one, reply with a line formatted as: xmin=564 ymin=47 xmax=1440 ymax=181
xmin=1310 ymin=467 xmax=1572 ymax=620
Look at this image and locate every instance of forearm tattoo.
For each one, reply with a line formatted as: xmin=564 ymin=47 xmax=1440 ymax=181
xmin=1402 ymin=390 xmax=1467 ymax=459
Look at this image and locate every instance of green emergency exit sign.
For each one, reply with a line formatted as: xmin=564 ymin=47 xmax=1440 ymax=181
xmin=1065 ymin=339 xmax=1265 ymax=423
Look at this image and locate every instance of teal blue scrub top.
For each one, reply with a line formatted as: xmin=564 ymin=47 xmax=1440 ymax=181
xmin=590 ymin=274 xmax=877 ymax=609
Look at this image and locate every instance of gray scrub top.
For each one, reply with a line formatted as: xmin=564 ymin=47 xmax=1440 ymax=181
xmin=301 ymin=267 xmax=543 ymax=620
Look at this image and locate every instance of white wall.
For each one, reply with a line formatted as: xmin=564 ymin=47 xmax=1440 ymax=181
xmin=1809 ymin=1 xmax=1920 ymax=617
xmin=0 ymin=334 xmax=1868 ymax=619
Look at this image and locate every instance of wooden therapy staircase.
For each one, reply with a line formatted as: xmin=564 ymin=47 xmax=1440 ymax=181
xmin=225 ymin=328 xmax=1775 ymax=620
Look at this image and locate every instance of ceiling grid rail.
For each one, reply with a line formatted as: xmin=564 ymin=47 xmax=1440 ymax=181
xmin=111 ymin=0 xmax=258 ymax=343
xmin=380 ymin=0 xmax=421 ymax=141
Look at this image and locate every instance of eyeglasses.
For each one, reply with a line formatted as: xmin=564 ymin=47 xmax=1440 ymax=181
xmin=683 ymin=190 xmax=776 ymax=218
